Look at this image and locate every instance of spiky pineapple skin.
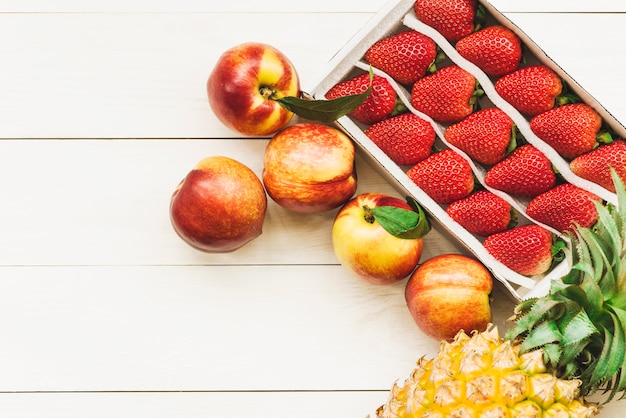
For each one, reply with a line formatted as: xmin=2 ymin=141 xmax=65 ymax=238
xmin=373 ymin=326 xmax=599 ymax=418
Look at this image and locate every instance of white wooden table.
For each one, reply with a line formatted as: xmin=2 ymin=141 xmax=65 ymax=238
xmin=0 ymin=1 xmax=624 ymax=416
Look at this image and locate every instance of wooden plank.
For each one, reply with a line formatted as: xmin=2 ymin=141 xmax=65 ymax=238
xmin=0 ymin=265 xmax=515 ymax=393
xmin=0 ymin=12 xmax=372 ymax=139
xmin=0 ymin=12 xmax=624 ymax=139
xmin=0 ymin=391 xmax=387 ymax=418
xmin=491 ymin=1 xmax=626 ymax=13
xmin=0 ymin=139 xmax=459 ymax=266
xmin=0 ymin=0 xmax=387 ymax=13
xmin=0 ymin=390 xmax=623 ymax=418
xmin=0 ymin=0 xmax=624 ymax=13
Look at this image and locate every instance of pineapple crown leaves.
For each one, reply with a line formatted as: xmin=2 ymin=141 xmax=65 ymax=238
xmin=277 ymin=67 xmax=374 ymax=124
xmin=506 ymin=168 xmax=626 ymax=402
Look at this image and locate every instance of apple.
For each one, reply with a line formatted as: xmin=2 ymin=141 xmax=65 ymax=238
xmin=332 ymin=193 xmax=426 ymax=285
xmin=170 ymin=156 xmax=267 ymax=253
xmin=405 ymin=254 xmax=493 ymax=341
xmin=263 ymin=123 xmax=357 ymax=213
xmin=207 ymin=42 xmax=300 ymax=136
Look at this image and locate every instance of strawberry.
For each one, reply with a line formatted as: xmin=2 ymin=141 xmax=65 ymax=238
xmin=570 ymin=140 xmax=626 ymax=193
xmin=483 ymin=224 xmax=554 ymax=276
xmin=406 ymin=148 xmax=474 ymax=204
xmin=410 ymin=65 xmax=481 ymax=124
xmin=365 ymin=30 xmax=438 ymax=85
xmin=445 ymin=190 xmax=513 ymax=236
xmin=444 ymin=107 xmax=515 ymax=165
xmin=494 ymin=65 xmax=563 ymax=116
xmin=529 ymin=103 xmax=603 ymax=160
xmin=325 ymin=73 xmax=397 ymax=125
xmin=525 ymin=183 xmax=600 ymax=233
xmin=414 ymin=0 xmax=477 ymax=43
xmin=455 ymin=25 xmax=523 ymax=77
xmin=364 ymin=113 xmax=436 ymax=166
xmin=484 ymin=144 xmax=556 ymax=198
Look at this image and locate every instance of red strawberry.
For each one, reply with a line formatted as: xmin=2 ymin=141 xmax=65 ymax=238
xmin=414 ymin=0 xmax=477 ymax=43
xmin=365 ymin=113 xmax=436 ymax=166
xmin=525 ymin=183 xmax=600 ymax=233
xmin=445 ymin=190 xmax=513 ymax=236
xmin=406 ymin=148 xmax=474 ymax=204
xmin=365 ymin=30 xmax=438 ymax=85
xmin=455 ymin=25 xmax=523 ymax=77
xmin=325 ymin=73 xmax=397 ymax=125
xmin=529 ymin=103 xmax=602 ymax=160
xmin=444 ymin=107 xmax=515 ymax=165
xmin=484 ymin=144 xmax=556 ymax=198
xmin=483 ymin=224 xmax=554 ymax=276
xmin=494 ymin=65 xmax=562 ymax=116
xmin=570 ymin=140 xmax=626 ymax=193
xmin=411 ymin=65 xmax=480 ymax=124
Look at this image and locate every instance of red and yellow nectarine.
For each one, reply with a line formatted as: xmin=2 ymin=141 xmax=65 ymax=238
xmin=207 ymin=42 xmax=300 ymax=136
xmin=405 ymin=254 xmax=493 ymax=341
xmin=170 ymin=156 xmax=267 ymax=253
xmin=263 ymin=123 xmax=357 ymax=213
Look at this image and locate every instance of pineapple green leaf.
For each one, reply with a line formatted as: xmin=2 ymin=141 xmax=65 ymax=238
xmin=512 ymin=297 xmax=538 ymax=316
xmin=601 ymin=311 xmax=626 ymax=392
xmin=557 ymin=283 xmax=590 ymax=308
xmin=542 ymin=343 xmax=563 ymax=369
xmin=560 ymin=337 xmax=592 ymax=368
xmin=561 ymin=354 xmax=584 ymax=379
xmin=519 ymin=320 xmax=562 ymax=353
xmin=594 ymin=200 xmax=622 ymax=274
xmin=607 ymin=307 xmax=626 ymax=400
xmin=578 ymin=227 xmax=609 ymax=285
xmin=560 ymin=308 xmax=598 ymax=347
xmin=578 ymin=276 xmax=607 ymax=320
xmin=587 ymin=323 xmax=616 ymax=390
xmin=506 ymin=298 xmax=563 ymax=341
xmin=569 ymin=230 xmax=594 ymax=279
xmin=611 ymin=167 xmax=626 ymax=239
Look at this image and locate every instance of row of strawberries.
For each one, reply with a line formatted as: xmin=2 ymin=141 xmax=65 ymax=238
xmin=323 ymin=0 xmax=626 ymax=279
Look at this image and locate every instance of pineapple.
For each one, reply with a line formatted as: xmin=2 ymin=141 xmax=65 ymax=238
xmin=373 ymin=169 xmax=626 ymax=417
xmin=374 ymin=326 xmax=599 ymax=417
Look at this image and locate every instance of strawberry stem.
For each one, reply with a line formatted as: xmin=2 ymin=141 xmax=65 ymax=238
xmin=390 ymin=97 xmax=408 ymax=117
xmin=469 ymin=81 xmax=485 ymax=111
xmin=507 ymin=125 xmax=519 ymax=155
xmin=597 ymin=131 xmax=614 ymax=145
xmin=428 ymin=50 xmax=447 ymax=74
xmin=556 ymin=80 xmax=580 ymax=107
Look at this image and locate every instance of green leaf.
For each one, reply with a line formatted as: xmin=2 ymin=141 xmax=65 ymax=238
xmin=597 ymin=310 xmax=625 ymax=396
xmin=588 ymin=324 xmax=614 ymax=389
xmin=609 ymin=307 xmax=626 ymax=398
xmin=520 ymin=320 xmax=563 ymax=353
xmin=551 ymin=239 xmax=567 ymax=262
xmin=275 ymin=67 xmax=374 ymax=124
xmin=368 ymin=203 xmax=430 ymax=240
xmin=560 ymin=308 xmax=597 ymax=346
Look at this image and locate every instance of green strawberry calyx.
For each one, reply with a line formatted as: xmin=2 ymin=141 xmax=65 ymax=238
xmin=363 ymin=196 xmax=431 ymax=240
xmin=275 ymin=67 xmax=374 ymax=124
xmin=469 ymin=80 xmax=485 ymax=111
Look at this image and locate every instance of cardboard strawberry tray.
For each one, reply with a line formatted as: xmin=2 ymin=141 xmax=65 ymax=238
xmin=309 ymin=0 xmax=626 ymax=301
